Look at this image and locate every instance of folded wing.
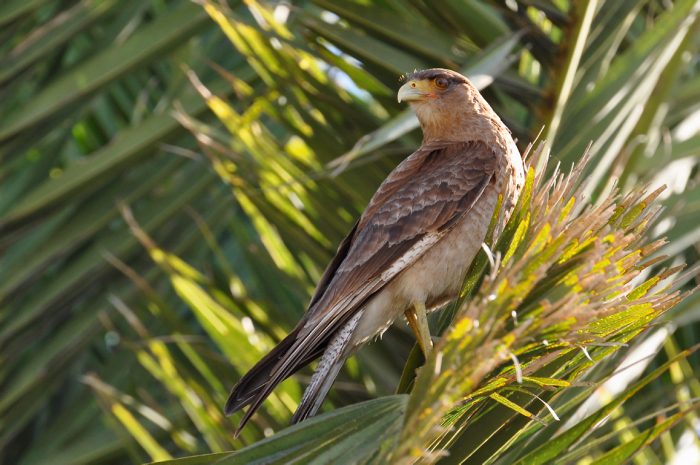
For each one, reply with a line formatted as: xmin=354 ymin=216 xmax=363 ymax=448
xmin=226 ymin=140 xmax=498 ymax=430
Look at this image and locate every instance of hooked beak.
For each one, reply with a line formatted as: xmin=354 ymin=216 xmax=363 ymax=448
xmin=397 ymin=79 xmax=434 ymax=103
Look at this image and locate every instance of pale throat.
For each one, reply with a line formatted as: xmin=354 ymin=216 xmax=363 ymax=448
xmin=412 ymin=98 xmax=501 ymax=144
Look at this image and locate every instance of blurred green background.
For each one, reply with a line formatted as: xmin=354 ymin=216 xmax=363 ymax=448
xmin=1 ymin=0 xmax=700 ymax=464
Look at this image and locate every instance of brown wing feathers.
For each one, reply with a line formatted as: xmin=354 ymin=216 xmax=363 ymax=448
xmin=223 ymin=325 xmax=323 ymax=415
xmin=225 ymin=141 xmax=497 ymax=432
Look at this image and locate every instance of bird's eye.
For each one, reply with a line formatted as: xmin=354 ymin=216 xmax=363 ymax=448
xmin=434 ymin=77 xmax=449 ymax=89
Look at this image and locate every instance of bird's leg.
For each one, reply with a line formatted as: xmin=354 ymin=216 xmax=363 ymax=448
xmin=405 ymin=301 xmax=433 ymax=358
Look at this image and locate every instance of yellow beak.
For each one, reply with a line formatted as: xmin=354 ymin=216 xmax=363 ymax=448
xmin=397 ymin=80 xmax=433 ymax=103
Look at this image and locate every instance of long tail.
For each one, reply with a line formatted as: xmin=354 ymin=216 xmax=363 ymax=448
xmin=225 ymin=311 xmax=363 ymax=433
xmin=224 ymin=325 xmax=323 ymax=428
xmin=291 ymin=311 xmax=362 ymax=423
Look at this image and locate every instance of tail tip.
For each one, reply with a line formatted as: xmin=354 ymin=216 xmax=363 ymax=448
xmin=224 ymin=395 xmax=240 ymax=417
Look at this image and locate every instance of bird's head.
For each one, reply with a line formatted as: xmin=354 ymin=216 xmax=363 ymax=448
xmin=398 ymin=68 xmax=493 ymax=141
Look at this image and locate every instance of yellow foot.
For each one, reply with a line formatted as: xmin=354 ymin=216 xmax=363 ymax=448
xmin=404 ymin=301 xmax=433 ymax=358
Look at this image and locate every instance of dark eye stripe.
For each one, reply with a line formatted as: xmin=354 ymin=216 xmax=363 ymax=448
xmin=405 ymin=69 xmax=468 ymax=85
xmin=425 ymin=72 xmax=448 ymax=81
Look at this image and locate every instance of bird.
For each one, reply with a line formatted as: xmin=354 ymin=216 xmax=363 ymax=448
xmin=225 ymin=68 xmax=525 ymax=433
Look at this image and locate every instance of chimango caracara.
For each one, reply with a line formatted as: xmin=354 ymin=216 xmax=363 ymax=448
xmin=225 ymin=68 xmax=525 ymax=432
